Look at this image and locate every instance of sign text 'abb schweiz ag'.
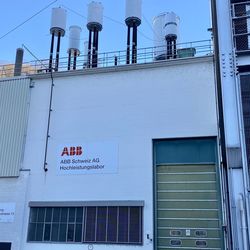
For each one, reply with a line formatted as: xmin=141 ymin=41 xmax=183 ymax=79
xmin=58 ymin=141 xmax=118 ymax=175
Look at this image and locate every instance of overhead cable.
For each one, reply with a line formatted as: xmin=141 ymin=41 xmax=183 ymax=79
xmin=0 ymin=0 xmax=58 ymax=40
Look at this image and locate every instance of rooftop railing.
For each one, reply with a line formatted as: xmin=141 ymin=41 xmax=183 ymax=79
xmin=0 ymin=39 xmax=213 ymax=78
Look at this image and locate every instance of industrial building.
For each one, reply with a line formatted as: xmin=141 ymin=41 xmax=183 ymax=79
xmin=0 ymin=1 xmax=250 ymax=250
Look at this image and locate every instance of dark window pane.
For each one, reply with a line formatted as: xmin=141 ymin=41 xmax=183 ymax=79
xmin=84 ymin=207 xmax=96 ymax=242
xmin=129 ymin=207 xmax=141 ymax=243
xmin=69 ymin=208 xmax=76 ymax=222
xmin=30 ymin=208 xmax=38 ymax=222
xmin=44 ymin=223 xmax=51 ymax=241
xmin=107 ymin=207 xmax=118 ymax=242
xmin=45 ymin=208 xmax=52 ymax=222
xmin=52 ymin=208 xmax=60 ymax=222
xmin=96 ymin=207 xmax=107 ymax=242
xmin=51 ymin=223 xmax=59 ymax=241
xmin=118 ymin=207 xmax=128 ymax=243
xmin=0 ymin=243 xmax=11 ymax=250
xmin=75 ymin=224 xmax=83 ymax=242
xmin=67 ymin=224 xmax=75 ymax=242
xmin=61 ymin=208 xmax=68 ymax=223
xmin=59 ymin=223 xmax=67 ymax=242
xmin=27 ymin=223 xmax=36 ymax=241
xmin=76 ymin=207 xmax=83 ymax=223
xmin=35 ymin=223 xmax=44 ymax=241
xmin=37 ymin=208 xmax=45 ymax=222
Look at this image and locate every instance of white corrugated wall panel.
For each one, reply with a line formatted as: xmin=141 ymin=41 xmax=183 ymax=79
xmin=0 ymin=78 xmax=30 ymax=177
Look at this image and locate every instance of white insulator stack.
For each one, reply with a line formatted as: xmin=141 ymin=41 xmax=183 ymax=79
xmin=49 ymin=7 xmax=67 ymax=72
xmin=87 ymin=1 xmax=104 ymax=31
xmin=68 ymin=26 xmax=82 ymax=55
xmin=86 ymin=1 xmax=104 ymax=68
xmin=67 ymin=25 xmax=82 ymax=71
xmin=164 ymin=12 xmax=179 ymax=40
xmin=125 ymin=0 xmax=142 ymax=64
xmin=50 ymin=7 xmax=67 ymax=36
xmin=153 ymin=12 xmax=180 ymax=60
xmin=125 ymin=0 xmax=142 ymax=27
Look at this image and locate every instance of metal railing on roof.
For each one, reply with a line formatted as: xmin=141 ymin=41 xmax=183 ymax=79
xmin=0 ymin=39 xmax=213 ymax=78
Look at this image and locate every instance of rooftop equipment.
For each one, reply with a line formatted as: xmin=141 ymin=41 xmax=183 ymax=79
xmin=153 ymin=12 xmax=179 ymax=60
xmin=14 ymin=48 xmax=24 ymax=76
xmin=83 ymin=41 xmax=89 ymax=68
xmin=86 ymin=1 xmax=103 ymax=68
xmin=49 ymin=7 xmax=67 ymax=72
xmin=125 ymin=0 xmax=142 ymax=64
xmin=67 ymin=25 xmax=82 ymax=70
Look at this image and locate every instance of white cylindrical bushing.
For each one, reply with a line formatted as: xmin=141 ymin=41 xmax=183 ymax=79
xmin=153 ymin=13 xmax=167 ymax=59
xmin=68 ymin=25 xmax=82 ymax=55
xmin=164 ymin=12 xmax=179 ymax=39
xmin=125 ymin=0 xmax=142 ymax=26
xmin=87 ymin=1 xmax=104 ymax=31
xmin=50 ymin=7 xmax=67 ymax=36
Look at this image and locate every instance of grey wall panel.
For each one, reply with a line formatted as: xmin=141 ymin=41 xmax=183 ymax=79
xmin=0 ymin=78 xmax=30 ymax=177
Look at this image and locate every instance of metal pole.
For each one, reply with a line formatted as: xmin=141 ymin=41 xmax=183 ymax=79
xmin=88 ymin=30 xmax=92 ymax=68
xmin=167 ymin=39 xmax=171 ymax=59
xmin=92 ymin=28 xmax=98 ymax=68
xmin=114 ymin=55 xmax=118 ymax=66
xmin=126 ymin=25 xmax=131 ymax=64
xmin=173 ymin=39 xmax=177 ymax=58
xmin=132 ymin=23 xmax=137 ymax=64
xmin=49 ymin=32 xmax=55 ymax=72
xmin=55 ymin=32 xmax=61 ymax=72
xmin=68 ymin=50 xmax=71 ymax=71
xmin=73 ymin=50 xmax=77 ymax=70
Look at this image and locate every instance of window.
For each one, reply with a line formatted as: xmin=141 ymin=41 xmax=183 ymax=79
xmin=0 ymin=243 xmax=11 ymax=250
xmin=27 ymin=206 xmax=143 ymax=245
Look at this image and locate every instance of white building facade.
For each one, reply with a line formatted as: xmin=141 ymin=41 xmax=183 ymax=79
xmin=1 ymin=0 xmax=250 ymax=250
xmin=0 ymin=56 xmax=226 ymax=250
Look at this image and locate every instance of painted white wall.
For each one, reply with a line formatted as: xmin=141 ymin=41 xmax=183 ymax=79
xmin=0 ymin=171 xmax=30 ymax=250
xmin=20 ymin=58 xmax=218 ymax=250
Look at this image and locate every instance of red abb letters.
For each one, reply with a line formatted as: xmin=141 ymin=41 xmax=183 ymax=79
xmin=61 ymin=146 xmax=83 ymax=156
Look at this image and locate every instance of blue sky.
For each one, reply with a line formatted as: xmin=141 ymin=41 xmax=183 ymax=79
xmin=0 ymin=0 xmax=211 ymax=63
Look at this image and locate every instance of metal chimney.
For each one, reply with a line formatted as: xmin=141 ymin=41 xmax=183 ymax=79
xmin=49 ymin=7 xmax=67 ymax=72
xmin=14 ymin=48 xmax=24 ymax=76
xmin=86 ymin=1 xmax=104 ymax=68
xmin=125 ymin=0 xmax=142 ymax=64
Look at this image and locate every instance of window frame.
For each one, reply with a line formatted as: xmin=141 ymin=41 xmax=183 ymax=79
xmin=27 ymin=201 xmax=144 ymax=245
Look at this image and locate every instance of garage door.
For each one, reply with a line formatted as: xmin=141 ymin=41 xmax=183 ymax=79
xmin=154 ymin=138 xmax=224 ymax=250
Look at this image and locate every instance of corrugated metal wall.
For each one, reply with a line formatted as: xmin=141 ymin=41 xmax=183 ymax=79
xmin=0 ymin=78 xmax=30 ymax=177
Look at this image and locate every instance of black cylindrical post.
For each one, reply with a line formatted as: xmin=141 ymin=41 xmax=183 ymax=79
xmin=88 ymin=30 xmax=92 ymax=68
xmin=14 ymin=48 xmax=24 ymax=76
xmin=73 ymin=50 xmax=77 ymax=70
xmin=167 ymin=39 xmax=171 ymax=59
xmin=114 ymin=55 xmax=118 ymax=66
xmin=173 ymin=39 xmax=177 ymax=58
xmin=126 ymin=26 xmax=131 ymax=64
xmin=132 ymin=24 xmax=137 ymax=64
xmin=92 ymin=28 xmax=98 ymax=68
xmin=49 ymin=32 xmax=55 ymax=72
xmin=55 ymin=32 xmax=61 ymax=72
xmin=68 ymin=50 xmax=72 ymax=71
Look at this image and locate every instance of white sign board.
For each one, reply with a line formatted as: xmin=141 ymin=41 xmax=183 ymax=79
xmin=58 ymin=141 xmax=118 ymax=175
xmin=0 ymin=203 xmax=15 ymax=223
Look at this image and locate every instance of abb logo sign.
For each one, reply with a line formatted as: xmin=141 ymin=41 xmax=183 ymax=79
xmin=61 ymin=146 xmax=83 ymax=156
